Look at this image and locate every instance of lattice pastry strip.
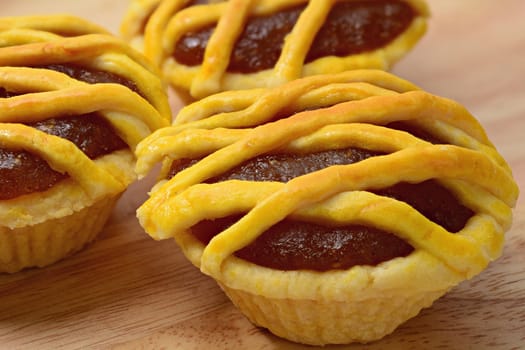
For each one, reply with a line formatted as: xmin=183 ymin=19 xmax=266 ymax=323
xmin=136 ymin=71 xmax=518 ymax=345
xmin=121 ymin=0 xmax=170 ymax=52
xmin=0 ymin=15 xmax=170 ymax=272
xmin=122 ymin=0 xmax=429 ymax=99
xmin=0 ymin=14 xmax=109 ymax=42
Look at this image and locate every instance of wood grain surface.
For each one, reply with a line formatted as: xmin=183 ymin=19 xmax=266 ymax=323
xmin=1 ymin=1 xmax=524 ymax=349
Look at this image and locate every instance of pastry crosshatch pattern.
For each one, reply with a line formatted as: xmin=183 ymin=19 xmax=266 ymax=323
xmin=121 ymin=0 xmax=429 ymax=99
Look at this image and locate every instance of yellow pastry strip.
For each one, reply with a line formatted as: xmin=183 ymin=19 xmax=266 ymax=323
xmin=0 ymin=29 xmax=62 ymax=47
xmin=273 ymin=0 xmax=333 ymax=83
xmin=292 ymin=189 xmax=505 ymax=265
xmin=191 ymin=0 xmax=254 ymax=98
xmin=0 ymin=67 xmax=82 ymax=93
xmin=88 ymin=52 xmax=171 ymax=120
xmin=0 ymin=34 xmax=155 ymax=77
xmin=441 ymin=180 xmax=513 ymax=232
xmin=158 ymin=1 xmax=225 ymax=90
xmin=163 ymin=2 xmax=224 ymax=57
xmin=0 ymin=29 xmax=158 ymax=80
xmin=177 ymin=83 xmax=396 ymax=131
xmin=174 ymin=88 xmax=266 ymax=124
xmin=0 ymin=15 xmax=109 ymax=36
xmin=120 ymin=0 xmax=165 ymax=42
xmin=143 ymin=0 xmax=189 ymax=65
xmin=136 ymin=127 xmax=246 ymax=178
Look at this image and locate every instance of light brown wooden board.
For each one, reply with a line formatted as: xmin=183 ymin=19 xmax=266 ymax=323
xmin=1 ymin=1 xmax=524 ymax=349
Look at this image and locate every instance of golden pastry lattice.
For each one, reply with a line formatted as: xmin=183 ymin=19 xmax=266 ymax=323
xmin=122 ymin=0 xmax=429 ymax=99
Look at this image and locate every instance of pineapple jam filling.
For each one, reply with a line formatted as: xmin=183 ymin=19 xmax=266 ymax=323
xmin=170 ymin=145 xmax=474 ymax=271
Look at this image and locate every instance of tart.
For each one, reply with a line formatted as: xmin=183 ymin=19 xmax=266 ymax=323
xmin=121 ymin=0 xmax=429 ymax=99
xmin=135 ymin=70 xmax=519 ymax=345
xmin=0 ymin=15 xmax=170 ymax=273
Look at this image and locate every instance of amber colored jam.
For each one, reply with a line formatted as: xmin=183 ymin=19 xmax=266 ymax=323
xmin=0 ymin=79 xmax=128 ymax=200
xmin=0 ymin=148 xmax=68 ymax=200
xmin=28 ymin=114 xmax=127 ymax=160
xmin=174 ymin=0 xmax=415 ymax=73
xmin=173 ymin=144 xmax=474 ymax=271
xmin=192 ymin=216 xmax=414 ymax=271
xmin=168 ymin=147 xmax=382 ymax=182
xmin=0 ymin=87 xmax=16 ymax=98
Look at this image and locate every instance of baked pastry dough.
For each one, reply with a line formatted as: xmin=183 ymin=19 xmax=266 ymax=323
xmin=0 ymin=15 xmax=170 ymax=273
xmin=121 ymin=0 xmax=429 ymax=100
xmin=0 ymin=14 xmax=109 ymax=44
xmin=136 ymin=70 xmax=518 ymax=345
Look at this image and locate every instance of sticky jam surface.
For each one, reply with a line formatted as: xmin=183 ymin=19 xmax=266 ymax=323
xmin=192 ymin=216 xmax=415 ymax=271
xmin=174 ymin=0 xmax=415 ymax=73
xmin=0 ymin=148 xmax=68 ymax=200
xmin=28 ymin=115 xmax=127 ymax=160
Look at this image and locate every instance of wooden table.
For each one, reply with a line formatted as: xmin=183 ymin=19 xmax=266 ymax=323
xmin=1 ymin=1 xmax=524 ymax=349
